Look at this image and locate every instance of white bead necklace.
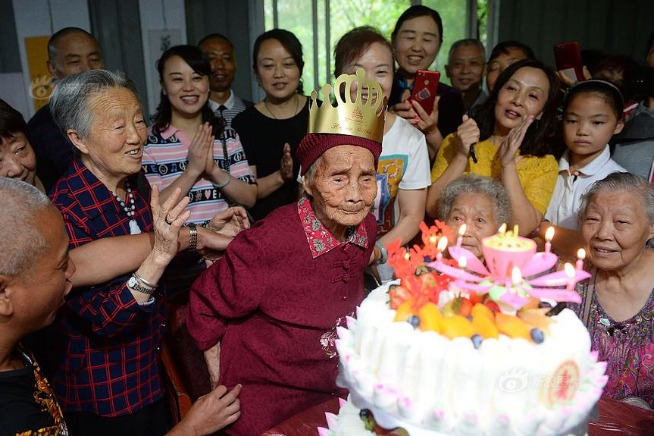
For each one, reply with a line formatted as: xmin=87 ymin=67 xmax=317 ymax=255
xmin=112 ymin=181 xmax=141 ymax=235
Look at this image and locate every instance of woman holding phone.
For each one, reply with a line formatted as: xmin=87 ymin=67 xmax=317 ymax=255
xmin=334 ymin=26 xmax=431 ymax=281
xmin=389 ymin=5 xmax=464 ymax=160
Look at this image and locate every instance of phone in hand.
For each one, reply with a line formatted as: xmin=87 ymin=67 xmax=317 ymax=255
xmin=554 ymin=41 xmax=584 ymax=83
xmin=411 ymin=70 xmax=440 ymax=114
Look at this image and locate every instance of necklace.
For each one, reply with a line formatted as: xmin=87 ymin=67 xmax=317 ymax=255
xmin=112 ymin=181 xmax=141 ymax=235
xmin=264 ymin=94 xmax=299 ymax=119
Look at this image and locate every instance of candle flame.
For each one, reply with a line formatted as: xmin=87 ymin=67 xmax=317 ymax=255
xmin=577 ymin=248 xmax=586 ymax=260
xmin=458 ymin=256 xmax=467 ymax=269
xmin=499 ymin=223 xmax=507 ymax=235
xmin=545 ymin=226 xmax=555 ymax=241
xmin=564 ymin=263 xmax=575 ymax=278
xmin=437 ymin=236 xmax=448 ymax=251
xmin=404 ymin=252 xmax=410 ymax=260
xmin=511 ymin=266 xmax=522 ymax=284
xmin=429 ymin=235 xmax=437 ymax=245
xmin=458 ymin=224 xmax=467 ymax=236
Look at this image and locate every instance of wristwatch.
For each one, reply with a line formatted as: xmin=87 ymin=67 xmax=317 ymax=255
xmin=127 ymin=275 xmax=156 ymax=295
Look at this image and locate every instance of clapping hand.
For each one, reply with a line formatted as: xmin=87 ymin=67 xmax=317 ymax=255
xmin=207 ymin=207 xmax=251 ymax=237
xmin=499 ymin=115 xmax=534 ymax=168
xmin=280 ymin=143 xmax=294 ymax=181
xmin=187 ymin=122 xmax=215 ymax=177
xmin=151 ymin=186 xmax=191 ymax=264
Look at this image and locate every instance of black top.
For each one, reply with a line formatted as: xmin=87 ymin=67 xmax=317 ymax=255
xmin=0 ymin=348 xmax=66 ymax=436
xmin=233 ymin=99 xmax=309 ymax=221
xmin=389 ymin=76 xmax=465 ymax=140
xmin=27 ymin=103 xmax=74 ymax=193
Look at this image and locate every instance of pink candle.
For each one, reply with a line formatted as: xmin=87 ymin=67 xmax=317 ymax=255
xmin=511 ymin=266 xmax=523 ymax=295
xmin=576 ymin=248 xmax=586 ymax=271
xmin=456 ymin=224 xmax=467 ymax=247
xmin=544 ymin=227 xmax=555 ymax=253
xmin=564 ymin=263 xmax=575 ymax=292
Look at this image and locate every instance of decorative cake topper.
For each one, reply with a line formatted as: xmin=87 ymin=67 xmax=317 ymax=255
xmin=308 ymin=68 xmax=387 ymax=143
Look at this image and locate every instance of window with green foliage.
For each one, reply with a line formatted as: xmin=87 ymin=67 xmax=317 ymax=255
xmin=264 ymin=0 xmax=488 ymax=90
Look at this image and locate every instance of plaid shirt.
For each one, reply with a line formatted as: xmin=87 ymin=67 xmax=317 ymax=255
xmin=49 ymin=158 xmax=165 ymax=417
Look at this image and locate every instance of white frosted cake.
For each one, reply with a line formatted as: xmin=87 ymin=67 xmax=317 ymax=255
xmin=320 ymin=224 xmax=607 ymax=436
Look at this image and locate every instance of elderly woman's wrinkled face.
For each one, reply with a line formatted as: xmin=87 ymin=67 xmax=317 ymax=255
xmin=445 ymin=192 xmax=499 ymax=259
xmin=72 ymin=87 xmax=147 ymax=188
xmin=304 ymin=145 xmax=377 ymax=236
xmin=0 ymin=132 xmax=36 ymax=186
xmin=581 ymin=190 xmax=654 ymax=273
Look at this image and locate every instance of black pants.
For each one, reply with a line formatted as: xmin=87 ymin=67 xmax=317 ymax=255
xmin=64 ymin=399 xmax=171 ymax=436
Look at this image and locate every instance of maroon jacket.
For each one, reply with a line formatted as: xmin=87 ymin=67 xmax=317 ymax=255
xmin=188 ymin=198 xmax=377 ymax=435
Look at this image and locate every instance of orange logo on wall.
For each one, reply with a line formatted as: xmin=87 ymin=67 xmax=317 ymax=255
xmin=24 ymin=36 xmax=54 ymax=112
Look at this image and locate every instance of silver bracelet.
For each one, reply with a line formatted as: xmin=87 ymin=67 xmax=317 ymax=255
xmin=133 ymin=272 xmax=158 ymax=289
xmin=213 ymin=172 xmax=231 ymax=189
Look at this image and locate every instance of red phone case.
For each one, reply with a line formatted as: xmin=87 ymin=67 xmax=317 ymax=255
xmin=554 ymin=41 xmax=584 ymax=82
xmin=411 ymin=70 xmax=440 ymax=114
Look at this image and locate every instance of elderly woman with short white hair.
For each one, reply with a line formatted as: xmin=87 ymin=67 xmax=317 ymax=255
xmin=573 ymin=172 xmax=654 ymax=410
xmin=437 ymin=173 xmax=512 ymax=259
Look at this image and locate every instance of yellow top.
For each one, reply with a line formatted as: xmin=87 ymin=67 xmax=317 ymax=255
xmin=431 ymin=135 xmax=558 ymax=214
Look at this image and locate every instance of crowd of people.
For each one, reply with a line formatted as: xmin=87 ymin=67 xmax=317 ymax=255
xmin=1 ymin=4 xmax=653 ymax=435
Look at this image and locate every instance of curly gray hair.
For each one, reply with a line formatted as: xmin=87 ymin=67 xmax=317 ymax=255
xmin=437 ymin=174 xmax=512 ymax=228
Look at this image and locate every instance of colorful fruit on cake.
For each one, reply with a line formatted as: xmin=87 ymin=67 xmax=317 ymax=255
xmin=384 ymin=221 xmax=591 ymax=346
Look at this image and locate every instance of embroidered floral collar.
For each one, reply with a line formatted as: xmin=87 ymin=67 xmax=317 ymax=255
xmin=297 ymin=196 xmax=368 ymax=258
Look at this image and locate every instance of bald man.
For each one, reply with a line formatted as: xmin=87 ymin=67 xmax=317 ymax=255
xmin=28 ymin=27 xmax=104 ymax=192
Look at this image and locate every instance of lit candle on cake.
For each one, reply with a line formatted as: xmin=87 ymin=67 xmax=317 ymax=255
xmin=436 ymin=236 xmax=448 ymax=261
xmin=458 ymin=256 xmax=467 ymax=269
xmin=544 ymin=227 xmax=555 ymax=253
xmin=498 ymin=223 xmax=507 ymax=237
xmin=511 ymin=266 xmax=523 ymax=294
xmin=576 ymin=248 xmax=586 ymax=271
xmin=564 ymin=263 xmax=575 ymax=292
xmin=456 ymin=224 xmax=467 ymax=247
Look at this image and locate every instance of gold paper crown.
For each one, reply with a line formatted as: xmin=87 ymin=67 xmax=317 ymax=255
xmin=308 ymin=68 xmax=386 ymax=143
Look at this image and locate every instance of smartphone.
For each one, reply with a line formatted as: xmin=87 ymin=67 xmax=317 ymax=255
xmin=411 ymin=70 xmax=440 ymax=114
xmin=554 ymin=41 xmax=584 ymax=83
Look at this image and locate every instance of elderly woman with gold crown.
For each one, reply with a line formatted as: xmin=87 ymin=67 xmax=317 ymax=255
xmin=187 ymin=69 xmax=385 ymax=434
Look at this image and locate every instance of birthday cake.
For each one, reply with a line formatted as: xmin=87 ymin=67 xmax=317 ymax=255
xmin=320 ymin=223 xmax=607 ymax=436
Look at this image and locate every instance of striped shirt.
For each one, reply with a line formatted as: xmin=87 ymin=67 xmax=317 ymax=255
xmin=208 ymin=91 xmax=251 ymax=128
xmin=142 ymin=124 xmax=256 ymax=224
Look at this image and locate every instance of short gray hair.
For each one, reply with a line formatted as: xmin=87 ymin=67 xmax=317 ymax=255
xmin=578 ymin=172 xmax=654 ymax=247
xmin=448 ymin=38 xmax=486 ymax=63
xmin=0 ymin=178 xmax=52 ymax=277
xmin=50 ymin=69 xmax=139 ymax=141
xmin=302 ymin=156 xmax=322 ymax=194
xmin=438 ymin=174 xmax=512 ymax=227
